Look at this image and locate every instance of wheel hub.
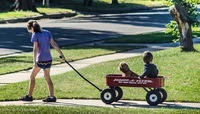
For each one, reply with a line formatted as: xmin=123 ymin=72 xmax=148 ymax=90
xmin=149 ymin=94 xmax=157 ymax=102
xmin=104 ymin=92 xmax=112 ymax=100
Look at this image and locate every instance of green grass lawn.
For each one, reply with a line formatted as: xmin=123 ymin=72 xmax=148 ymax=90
xmin=0 ymin=7 xmax=73 ymax=20
xmin=65 ymin=0 xmax=164 ymax=13
xmin=0 ymin=44 xmax=200 ymax=103
xmin=0 ymin=1 xmax=199 ymax=113
xmin=0 ymin=0 xmax=164 ymax=20
xmin=87 ymin=0 xmax=164 ymax=8
xmin=1 ymin=27 xmax=199 ymax=75
xmin=105 ymin=28 xmax=200 ymax=43
xmin=0 ymin=105 xmax=199 ymax=114
xmin=105 ymin=32 xmax=177 ymax=43
xmin=0 ymin=11 xmax=40 ymax=20
xmin=0 ymin=45 xmax=143 ymax=75
xmin=0 ymin=44 xmax=200 ymax=113
xmin=99 ymin=0 xmax=164 ymax=6
xmin=37 ymin=8 xmax=73 ymax=14
xmin=0 ymin=29 xmax=199 ymax=113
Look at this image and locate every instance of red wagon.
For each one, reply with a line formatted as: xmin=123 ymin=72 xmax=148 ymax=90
xmin=100 ymin=74 xmax=167 ymax=106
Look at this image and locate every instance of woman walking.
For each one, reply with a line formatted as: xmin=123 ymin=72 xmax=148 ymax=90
xmin=19 ymin=20 xmax=65 ymax=102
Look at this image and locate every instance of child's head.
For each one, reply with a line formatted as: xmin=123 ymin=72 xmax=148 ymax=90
xmin=142 ymin=51 xmax=153 ymax=64
xmin=118 ymin=62 xmax=130 ymax=73
xmin=27 ymin=20 xmax=42 ymax=33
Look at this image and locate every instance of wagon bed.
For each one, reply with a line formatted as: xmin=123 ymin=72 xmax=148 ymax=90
xmin=106 ymin=74 xmax=165 ymax=88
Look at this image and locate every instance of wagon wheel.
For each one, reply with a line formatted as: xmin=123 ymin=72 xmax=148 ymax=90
xmin=158 ymin=88 xmax=167 ymax=103
xmin=100 ymin=88 xmax=116 ymax=104
xmin=146 ymin=90 xmax=161 ymax=106
xmin=114 ymin=87 xmax=123 ymax=102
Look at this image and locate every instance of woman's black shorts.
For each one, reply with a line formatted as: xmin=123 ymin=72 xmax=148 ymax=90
xmin=36 ymin=60 xmax=52 ymax=69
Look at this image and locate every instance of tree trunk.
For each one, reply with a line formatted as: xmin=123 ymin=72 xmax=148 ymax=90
xmin=169 ymin=1 xmax=194 ymax=51
xmin=112 ymin=0 xmax=119 ymax=4
xmin=43 ymin=0 xmax=49 ymax=7
xmin=10 ymin=0 xmax=37 ymax=12
xmin=83 ymin=0 xmax=93 ymax=6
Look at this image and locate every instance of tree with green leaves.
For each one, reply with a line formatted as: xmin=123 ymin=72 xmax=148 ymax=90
xmin=166 ymin=0 xmax=199 ymax=51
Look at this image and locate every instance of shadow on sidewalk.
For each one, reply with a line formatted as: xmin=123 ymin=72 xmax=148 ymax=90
xmin=111 ymin=101 xmax=200 ymax=109
xmin=18 ymin=100 xmax=200 ymax=109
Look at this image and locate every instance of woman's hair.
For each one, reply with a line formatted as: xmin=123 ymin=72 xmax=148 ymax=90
xmin=142 ymin=51 xmax=153 ymax=64
xmin=27 ymin=20 xmax=42 ymax=33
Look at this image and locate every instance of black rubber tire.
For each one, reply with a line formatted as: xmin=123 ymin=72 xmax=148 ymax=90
xmin=114 ymin=87 xmax=123 ymax=102
xmin=146 ymin=90 xmax=162 ymax=106
xmin=158 ymin=88 xmax=167 ymax=103
xmin=100 ymin=88 xmax=116 ymax=104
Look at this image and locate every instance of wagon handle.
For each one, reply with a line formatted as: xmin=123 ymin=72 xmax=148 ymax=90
xmin=59 ymin=56 xmax=102 ymax=92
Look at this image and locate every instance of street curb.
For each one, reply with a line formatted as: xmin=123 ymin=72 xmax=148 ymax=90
xmin=0 ymin=12 xmax=77 ymax=24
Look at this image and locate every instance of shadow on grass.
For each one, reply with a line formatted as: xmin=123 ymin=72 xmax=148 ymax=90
xmin=0 ymin=56 xmax=32 ymax=64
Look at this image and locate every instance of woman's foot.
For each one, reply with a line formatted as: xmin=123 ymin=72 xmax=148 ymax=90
xmin=19 ymin=95 xmax=33 ymax=101
xmin=42 ymin=96 xmax=56 ymax=102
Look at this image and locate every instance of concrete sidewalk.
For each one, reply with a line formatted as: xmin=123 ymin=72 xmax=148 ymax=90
xmin=0 ymin=99 xmax=200 ymax=109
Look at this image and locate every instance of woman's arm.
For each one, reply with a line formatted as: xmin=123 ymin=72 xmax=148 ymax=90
xmin=33 ymin=42 xmax=38 ymax=67
xmin=50 ymin=38 xmax=66 ymax=61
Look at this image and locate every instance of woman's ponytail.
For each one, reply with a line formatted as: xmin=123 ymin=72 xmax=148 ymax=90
xmin=27 ymin=20 xmax=42 ymax=33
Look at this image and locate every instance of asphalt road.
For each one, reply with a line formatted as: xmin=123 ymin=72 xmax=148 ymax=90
xmin=0 ymin=7 xmax=177 ymax=56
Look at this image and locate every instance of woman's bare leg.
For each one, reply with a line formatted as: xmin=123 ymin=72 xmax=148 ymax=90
xmin=43 ymin=68 xmax=54 ymax=97
xmin=28 ymin=67 xmax=41 ymax=97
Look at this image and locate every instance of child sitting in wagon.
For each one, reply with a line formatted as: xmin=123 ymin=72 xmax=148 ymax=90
xmin=139 ymin=51 xmax=158 ymax=79
xmin=118 ymin=51 xmax=158 ymax=79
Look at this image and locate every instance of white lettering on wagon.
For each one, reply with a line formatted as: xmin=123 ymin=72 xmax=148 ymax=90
xmin=113 ymin=79 xmax=153 ymax=85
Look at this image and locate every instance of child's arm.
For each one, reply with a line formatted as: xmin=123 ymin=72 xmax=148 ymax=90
xmin=140 ymin=65 xmax=150 ymax=79
xmin=50 ymin=38 xmax=66 ymax=61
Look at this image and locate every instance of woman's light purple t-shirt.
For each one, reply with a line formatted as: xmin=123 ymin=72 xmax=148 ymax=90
xmin=31 ymin=30 xmax=52 ymax=62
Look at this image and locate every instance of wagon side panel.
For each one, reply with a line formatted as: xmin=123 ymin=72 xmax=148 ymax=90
xmin=106 ymin=74 xmax=165 ymax=88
